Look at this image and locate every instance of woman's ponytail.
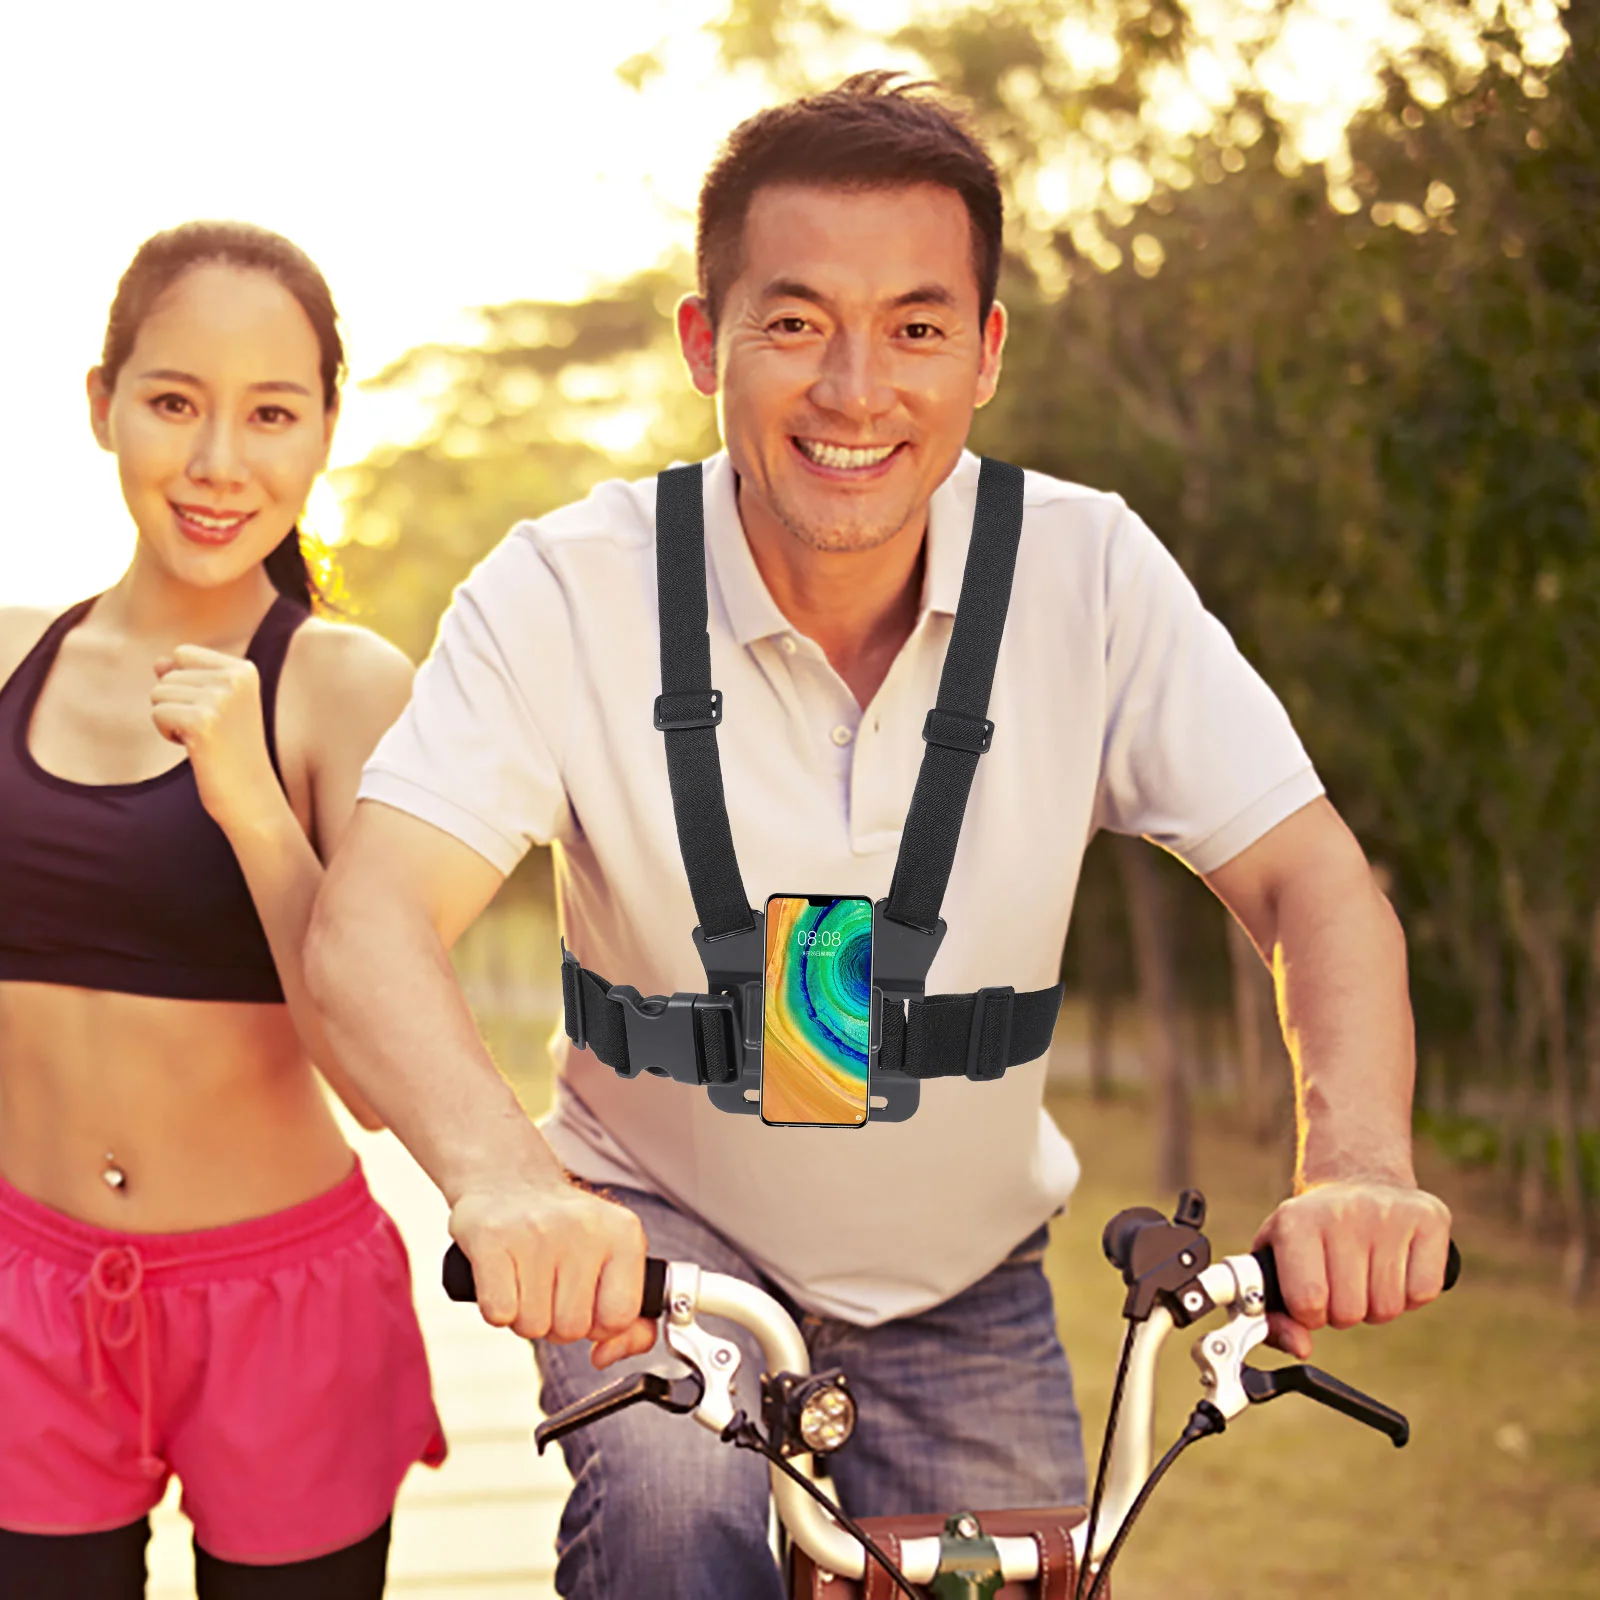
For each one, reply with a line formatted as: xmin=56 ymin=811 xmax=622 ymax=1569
xmin=263 ymin=527 xmax=316 ymax=610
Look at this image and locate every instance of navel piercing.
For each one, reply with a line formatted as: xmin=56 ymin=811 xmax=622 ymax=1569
xmin=102 ymin=1151 xmax=128 ymax=1194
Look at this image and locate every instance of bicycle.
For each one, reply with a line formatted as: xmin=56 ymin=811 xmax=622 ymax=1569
xmin=442 ymin=1190 xmax=1460 ymax=1599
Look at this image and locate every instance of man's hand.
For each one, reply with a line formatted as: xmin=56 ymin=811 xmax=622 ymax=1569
xmin=1252 ymin=1179 xmax=1453 ymax=1358
xmin=448 ymin=1177 xmax=659 ymax=1369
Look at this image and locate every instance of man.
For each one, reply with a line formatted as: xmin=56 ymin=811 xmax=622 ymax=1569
xmin=307 ymin=74 xmax=1451 ymax=1599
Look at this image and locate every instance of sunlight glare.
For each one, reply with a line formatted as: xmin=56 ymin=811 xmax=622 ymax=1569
xmin=3 ymin=0 xmax=764 ymax=606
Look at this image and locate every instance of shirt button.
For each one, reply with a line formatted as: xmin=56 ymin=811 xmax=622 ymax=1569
xmin=781 ymin=636 xmax=798 ymax=655
xmin=831 ymin=725 xmax=855 ymax=747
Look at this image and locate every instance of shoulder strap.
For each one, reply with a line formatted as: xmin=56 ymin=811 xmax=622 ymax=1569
xmin=652 ymin=457 xmax=1024 ymax=942
xmin=882 ymin=456 xmax=1026 ymax=933
xmin=246 ymin=595 xmax=309 ymax=782
xmin=653 ymin=464 xmax=755 ymax=940
xmin=0 ymin=599 xmax=98 ymax=748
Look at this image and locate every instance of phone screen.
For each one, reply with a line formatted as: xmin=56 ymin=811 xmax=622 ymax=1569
xmin=761 ymin=895 xmax=874 ymax=1127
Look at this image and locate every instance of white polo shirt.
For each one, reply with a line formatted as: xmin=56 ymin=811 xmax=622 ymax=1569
xmin=361 ymin=450 xmax=1322 ymax=1325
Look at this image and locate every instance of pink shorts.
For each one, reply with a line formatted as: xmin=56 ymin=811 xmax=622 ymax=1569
xmin=0 ymin=1159 xmax=447 ymax=1563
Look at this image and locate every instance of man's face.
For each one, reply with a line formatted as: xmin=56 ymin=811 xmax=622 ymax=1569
xmin=679 ymin=182 xmax=1005 ymax=554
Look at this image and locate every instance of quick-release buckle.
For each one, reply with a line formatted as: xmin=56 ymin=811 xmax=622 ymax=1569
xmin=654 ymin=689 xmax=723 ymax=732
xmin=608 ymin=987 xmax=738 ymax=1087
xmin=965 ymin=985 xmax=1015 ymax=1082
xmin=921 ymin=707 xmax=994 ymax=755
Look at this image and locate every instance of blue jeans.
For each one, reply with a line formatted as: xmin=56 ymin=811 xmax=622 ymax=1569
xmin=534 ymin=1187 xmax=1085 ymax=1600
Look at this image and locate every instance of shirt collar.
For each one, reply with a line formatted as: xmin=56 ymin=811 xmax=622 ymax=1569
xmin=702 ymin=453 xmax=791 ymax=647
xmin=703 ymin=449 xmax=979 ymax=647
xmin=921 ymin=449 xmax=978 ymax=619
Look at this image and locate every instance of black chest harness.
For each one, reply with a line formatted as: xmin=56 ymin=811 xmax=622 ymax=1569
xmin=558 ymin=456 xmax=1064 ymax=1122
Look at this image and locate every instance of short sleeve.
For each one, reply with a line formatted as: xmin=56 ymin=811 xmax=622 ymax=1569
xmin=1097 ymin=504 xmax=1324 ymax=872
xmin=359 ymin=528 xmax=576 ymax=875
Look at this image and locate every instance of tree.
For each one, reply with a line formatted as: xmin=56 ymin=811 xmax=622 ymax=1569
xmin=335 ymin=266 xmax=717 ymax=662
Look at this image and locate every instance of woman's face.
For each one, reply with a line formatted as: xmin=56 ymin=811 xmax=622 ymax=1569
xmin=89 ymin=263 xmax=336 ymax=591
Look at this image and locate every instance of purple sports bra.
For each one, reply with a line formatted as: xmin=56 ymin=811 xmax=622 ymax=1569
xmin=0 ymin=595 xmax=307 ymax=1003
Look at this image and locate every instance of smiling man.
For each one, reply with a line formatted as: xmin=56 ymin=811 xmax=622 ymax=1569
xmin=307 ymin=75 xmax=1452 ymax=1599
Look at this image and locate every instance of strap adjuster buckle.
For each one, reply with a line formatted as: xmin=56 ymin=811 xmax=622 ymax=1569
xmin=921 ymin=707 xmax=994 ymax=754
xmin=654 ymin=689 xmax=723 ymax=732
xmin=965 ymin=985 xmax=1015 ymax=1082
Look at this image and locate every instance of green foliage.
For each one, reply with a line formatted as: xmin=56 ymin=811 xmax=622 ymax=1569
xmin=701 ymin=5 xmax=1596 ymax=1100
xmin=1419 ymin=1108 xmax=1600 ymax=1200
xmin=708 ymin=0 xmax=859 ymax=93
xmin=1416 ymin=1108 xmax=1502 ymax=1169
xmin=335 ymin=264 xmax=717 ymax=662
xmin=962 ymin=3 xmax=1600 ymax=1106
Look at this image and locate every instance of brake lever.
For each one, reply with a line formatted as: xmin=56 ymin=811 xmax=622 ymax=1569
xmin=1241 ymin=1362 xmax=1411 ymax=1448
xmin=659 ymin=1263 xmax=744 ymax=1434
xmin=533 ymin=1369 xmax=705 ymax=1454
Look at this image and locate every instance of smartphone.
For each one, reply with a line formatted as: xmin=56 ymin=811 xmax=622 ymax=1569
xmin=761 ymin=895 xmax=874 ymax=1128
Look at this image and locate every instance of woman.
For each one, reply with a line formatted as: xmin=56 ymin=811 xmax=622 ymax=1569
xmin=0 ymin=222 xmax=445 ymax=1598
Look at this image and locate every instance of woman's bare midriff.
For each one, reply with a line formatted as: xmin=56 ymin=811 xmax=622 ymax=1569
xmin=0 ymin=981 xmax=355 ymax=1232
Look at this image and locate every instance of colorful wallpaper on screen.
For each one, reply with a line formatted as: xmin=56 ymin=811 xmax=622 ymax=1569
xmin=761 ymin=897 xmax=872 ymax=1125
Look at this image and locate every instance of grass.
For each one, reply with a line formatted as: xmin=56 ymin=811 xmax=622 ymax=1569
xmin=1046 ymin=1088 xmax=1600 ymax=1599
xmin=468 ymin=946 xmax=1599 ymax=1597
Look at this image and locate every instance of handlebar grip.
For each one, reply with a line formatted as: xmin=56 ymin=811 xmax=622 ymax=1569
xmin=1252 ymin=1239 xmax=1461 ymax=1316
xmin=442 ymin=1244 xmax=669 ymax=1321
xmin=642 ymin=1257 xmax=667 ymax=1319
xmin=1101 ymin=1206 xmax=1168 ymax=1274
xmin=442 ymin=1241 xmax=478 ymax=1303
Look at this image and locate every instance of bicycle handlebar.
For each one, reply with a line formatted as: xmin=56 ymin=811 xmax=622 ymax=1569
xmin=441 ymin=1242 xmax=669 ymax=1321
xmin=439 ymin=1223 xmax=1461 ymax=1587
xmin=443 ymin=1238 xmax=1461 ymax=1324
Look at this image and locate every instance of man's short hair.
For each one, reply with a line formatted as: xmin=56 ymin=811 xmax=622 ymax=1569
xmin=696 ymin=71 xmax=1004 ymax=331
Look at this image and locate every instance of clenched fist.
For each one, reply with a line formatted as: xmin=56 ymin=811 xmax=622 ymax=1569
xmin=448 ymin=1177 xmax=658 ymax=1369
xmin=1253 ymin=1178 xmax=1453 ymax=1358
xmin=152 ymin=644 xmax=281 ymax=837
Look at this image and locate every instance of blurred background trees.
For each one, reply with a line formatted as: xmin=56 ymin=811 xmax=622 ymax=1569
xmin=334 ymin=0 xmax=1596 ymax=1297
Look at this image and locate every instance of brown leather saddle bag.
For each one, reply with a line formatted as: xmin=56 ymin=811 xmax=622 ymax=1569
xmin=788 ymin=1505 xmax=1096 ymax=1599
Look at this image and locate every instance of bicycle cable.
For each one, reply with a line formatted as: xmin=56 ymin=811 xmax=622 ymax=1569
xmin=1081 ymin=1400 xmax=1228 ymax=1600
xmin=1073 ymin=1322 xmax=1134 ymax=1600
xmin=720 ymin=1411 xmax=927 ymax=1600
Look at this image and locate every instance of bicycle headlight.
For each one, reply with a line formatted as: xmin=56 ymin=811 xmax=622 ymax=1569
xmin=762 ymin=1368 xmax=858 ymax=1457
xmin=797 ymin=1380 xmax=857 ymax=1454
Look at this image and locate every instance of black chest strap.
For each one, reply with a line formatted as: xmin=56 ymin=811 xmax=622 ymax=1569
xmin=884 ymin=456 xmax=1025 ymax=932
xmin=561 ymin=457 xmax=1064 ymax=1110
xmin=560 ymin=951 xmax=1063 ymax=1086
xmin=652 ymin=465 xmax=755 ymax=941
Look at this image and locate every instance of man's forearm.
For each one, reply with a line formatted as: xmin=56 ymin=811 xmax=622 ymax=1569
xmin=1271 ymin=867 xmax=1418 ymax=1190
xmin=304 ymin=879 xmax=563 ymax=1204
xmin=1207 ymin=801 xmax=1448 ymax=1351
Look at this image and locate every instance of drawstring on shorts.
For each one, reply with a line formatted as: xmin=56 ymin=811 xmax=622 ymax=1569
xmin=85 ymin=1244 xmax=164 ymax=1479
